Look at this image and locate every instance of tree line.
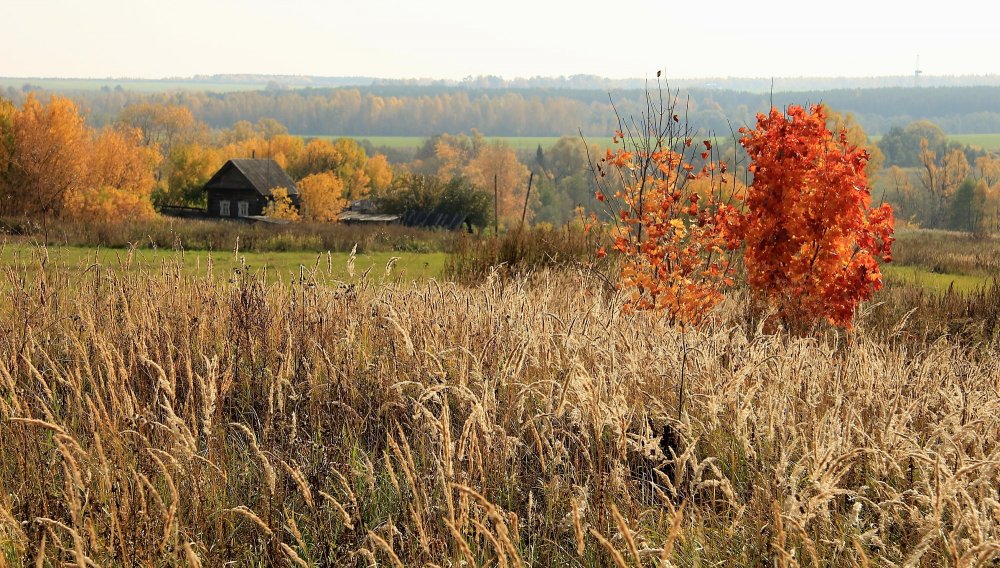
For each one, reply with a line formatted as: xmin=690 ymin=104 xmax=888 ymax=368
xmin=6 ymin=84 xmax=1000 ymax=138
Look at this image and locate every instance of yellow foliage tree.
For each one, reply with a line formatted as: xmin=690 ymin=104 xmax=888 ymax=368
xmin=297 ymin=172 xmax=345 ymax=222
xmin=974 ymin=154 xmax=1000 ymax=187
xmin=365 ymin=153 xmax=394 ymax=192
xmin=2 ymin=95 xmax=89 ymax=218
xmin=0 ymin=95 xmax=163 ymax=224
xmin=161 ymin=142 xmax=223 ymax=207
xmin=63 ymin=126 xmax=159 ymax=223
xmin=221 ymin=134 xmax=303 ymax=170
xmin=262 ymin=187 xmax=300 ymax=221
xmin=118 ymin=102 xmax=197 ymax=151
xmin=289 ymin=138 xmax=340 ymax=179
xmin=821 ymin=104 xmax=885 ymax=179
xmin=462 ymin=141 xmax=532 ymax=227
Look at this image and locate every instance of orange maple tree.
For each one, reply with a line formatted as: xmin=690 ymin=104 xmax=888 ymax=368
xmin=733 ymin=104 xmax=894 ymax=329
xmin=600 ymin=130 xmax=741 ymax=327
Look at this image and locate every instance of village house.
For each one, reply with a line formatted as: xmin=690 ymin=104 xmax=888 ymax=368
xmin=203 ymin=158 xmax=299 ymax=219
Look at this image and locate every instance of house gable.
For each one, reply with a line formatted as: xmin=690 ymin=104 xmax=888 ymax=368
xmin=204 ymin=159 xmax=299 ymax=197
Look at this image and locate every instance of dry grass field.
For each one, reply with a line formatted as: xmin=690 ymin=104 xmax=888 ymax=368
xmin=0 ymin=247 xmax=997 ymax=566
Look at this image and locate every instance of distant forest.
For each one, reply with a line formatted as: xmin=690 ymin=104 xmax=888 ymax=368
xmin=4 ymin=81 xmax=1000 ymax=137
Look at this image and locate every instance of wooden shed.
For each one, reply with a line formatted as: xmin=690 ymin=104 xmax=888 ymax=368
xmin=204 ymin=159 xmax=299 ymax=219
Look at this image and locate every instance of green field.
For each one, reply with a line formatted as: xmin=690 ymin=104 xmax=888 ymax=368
xmin=883 ymin=264 xmax=995 ymax=293
xmin=947 ymin=133 xmax=1000 ymax=150
xmin=0 ymin=244 xmax=447 ymax=283
xmin=869 ymin=132 xmax=1000 ymax=150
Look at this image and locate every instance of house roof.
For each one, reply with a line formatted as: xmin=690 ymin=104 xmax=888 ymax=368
xmin=205 ymin=159 xmax=299 ymax=196
xmin=338 ymin=211 xmax=401 ymax=223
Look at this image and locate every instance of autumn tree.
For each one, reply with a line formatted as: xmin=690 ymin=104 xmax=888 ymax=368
xmin=67 ymin=126 xmax=160 ymax=223
xmin=365 ymin=153 xmax=393 ymax=193
xmin=821 ymin=104 xmax=884 ymax=179
xmin=297 ymin=172 xmax=345 ymax=222
xmin=329 ymin=138 xmax=371 ymax=200
xmin=221 ymin=133 xmax=304 ymax=170
xmin=735 ymin=104 xmax=894 ymax=330
xmin=262 ymin=187 xmax=300 ymax=221
xmin=118 ymin=102 xmax=197 ymax=152
xmin=596 ymin=83 xmax=744 ymax=420
xmin=877 ymin=120 xmax=948 ymax=167
xmin=288 ymin=138 xmax=341 ymax=179
xmin=221 ymin=120 xmax=256 ymax=144
xmin=462 ymin=141 xmax=533 ymax=227
xmin=596 ymin=83 xmax=741 ymax=329
xmin=0 ymin=95 xmax=161 ymax=224
xmin=410 ymin=131 xmax=484 ymax=180
xmin=0 ymin=94 xmax=89 ymax=218
xmin=158 ymin=142 xmax=222 ymax=207
xmin=974 ymin=154 xmax=1000 ymax=187
xmin=918 ymin=139 xmax=970 ymax=227
xmin=254 ymin=118 xmax=288 ymax=140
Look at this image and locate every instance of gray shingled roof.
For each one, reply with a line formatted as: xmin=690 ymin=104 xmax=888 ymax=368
xmin=213 ymin=159 xmax=299 ymax=196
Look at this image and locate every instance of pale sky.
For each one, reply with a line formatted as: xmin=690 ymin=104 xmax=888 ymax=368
xmin=2 ymin=0 xmax=997 ymax=79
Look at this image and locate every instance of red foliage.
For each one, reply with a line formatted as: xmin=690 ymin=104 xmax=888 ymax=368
xmin=731 ymin=104 xmax=894 ymax=329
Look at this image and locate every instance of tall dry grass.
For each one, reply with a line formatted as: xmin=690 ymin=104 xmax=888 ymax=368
xmin=0 ymin=253 xmax=998 ymax=565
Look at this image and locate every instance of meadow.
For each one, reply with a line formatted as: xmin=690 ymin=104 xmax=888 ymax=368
xmin=0 ymin=243 xmax=448 ymax=283
xmin=0 ymin=225 xmax=998 ymax=565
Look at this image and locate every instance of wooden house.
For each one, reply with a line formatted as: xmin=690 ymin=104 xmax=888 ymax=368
xmin=204 ymin=159 xmax=299 ymax=218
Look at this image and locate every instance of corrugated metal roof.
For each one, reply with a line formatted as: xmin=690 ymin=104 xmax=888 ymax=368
xmin=338 ymin=211 xmax=402 ymax=223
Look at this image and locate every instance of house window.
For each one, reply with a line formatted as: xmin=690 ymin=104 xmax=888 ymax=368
xmin=219 ymin=200 xmax=230 ymax=216
xmin=238 ymin=201 xmax=249 ymax=217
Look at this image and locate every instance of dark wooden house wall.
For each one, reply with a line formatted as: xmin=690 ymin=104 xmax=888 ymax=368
xmin=207 ymin=189 xmax=268 ymax=218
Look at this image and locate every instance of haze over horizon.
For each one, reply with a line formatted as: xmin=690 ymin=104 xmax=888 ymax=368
xmin=4 ymin=0 xmax=998 ymax=81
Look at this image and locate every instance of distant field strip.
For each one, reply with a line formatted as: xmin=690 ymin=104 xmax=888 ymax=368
xmin=0 ymin=77 xmax=270 ymax=93
xmin=948 ymin=133 xmax=1000 ymax=150
xmin=869 ymin=133 xmax=1000 ymax=150
xmin=296 ymin=135 xmax=614 ymax=150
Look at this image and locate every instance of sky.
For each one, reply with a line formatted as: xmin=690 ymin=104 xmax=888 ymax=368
xmin=2 ymin=0 xmax=998 ymax=80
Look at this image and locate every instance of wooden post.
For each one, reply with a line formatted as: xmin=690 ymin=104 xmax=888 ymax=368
xmin=519 ymin=171 xmax=534 ymax=232
xmin=493 ymin=173 xmax=499 ymax=236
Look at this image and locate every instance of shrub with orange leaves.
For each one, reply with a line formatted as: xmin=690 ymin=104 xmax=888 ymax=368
xmin=734 ymin=104 xmax=894 ymax=330
xmin=599 ymin=124 xmax=741 ymax=327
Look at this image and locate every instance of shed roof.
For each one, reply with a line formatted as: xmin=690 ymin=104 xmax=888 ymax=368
xmin=205 ymin=159 xmax=299 ymax=196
